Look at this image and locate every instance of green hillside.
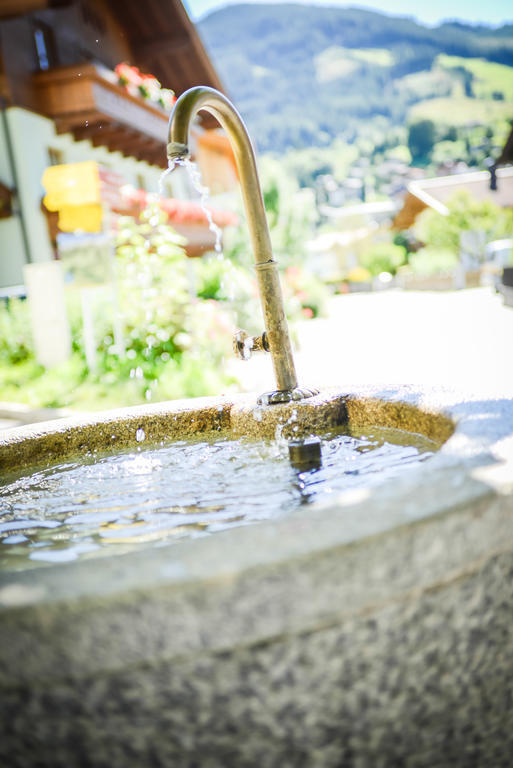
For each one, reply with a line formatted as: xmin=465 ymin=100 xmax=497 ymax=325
xmin=198 ymin=4 xmax=513 ymax=152
xmin=409 ymin=97 xmax=512 ymax=125
xmin=437 ymin=54 xmax=513 ymax=100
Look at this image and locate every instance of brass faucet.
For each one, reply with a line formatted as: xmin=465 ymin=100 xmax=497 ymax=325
xmin=167 ymin=86 xmax=317 ymax=405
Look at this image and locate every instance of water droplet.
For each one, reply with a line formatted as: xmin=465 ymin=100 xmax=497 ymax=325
xmin=136 ymin=428 xmax=146 ymax=442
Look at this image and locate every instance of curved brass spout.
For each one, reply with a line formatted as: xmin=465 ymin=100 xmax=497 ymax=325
xmin=167 ymin=86 xmax=317 ymax=405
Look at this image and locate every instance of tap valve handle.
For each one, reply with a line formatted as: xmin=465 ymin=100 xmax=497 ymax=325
xmin=233 ymin=330 xmax=269 ymax=360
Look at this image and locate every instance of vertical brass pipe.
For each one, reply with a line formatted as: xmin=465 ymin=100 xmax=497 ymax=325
xmin=167 ymin=86 xmax=298 ymax=394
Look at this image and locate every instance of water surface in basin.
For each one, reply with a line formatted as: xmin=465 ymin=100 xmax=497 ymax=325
xmin=0 ymin=425 xmax=438 ymax=570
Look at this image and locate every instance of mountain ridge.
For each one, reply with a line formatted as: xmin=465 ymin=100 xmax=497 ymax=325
xmin=198 ymin=3 xmax=513 ymax=151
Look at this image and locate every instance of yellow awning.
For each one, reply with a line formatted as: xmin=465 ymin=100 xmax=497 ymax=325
xmin=42 ymin=161 xmax=103 ymax=233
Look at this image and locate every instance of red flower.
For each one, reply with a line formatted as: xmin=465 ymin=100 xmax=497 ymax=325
xmin=285 ymin=265 xmax=301 ymax=279
xmin=139 ymin=75 xmax=161 ymax=100
xmin=122 ymin=188 xmax=238 ymax=228
xmin=115 ymin=63 xmax=175 ymax=111
xmin=115 ymin=63 xmax=143 ymax=88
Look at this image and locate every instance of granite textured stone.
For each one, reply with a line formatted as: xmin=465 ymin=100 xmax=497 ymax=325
xmin=0 ymin=385 xmax=512 ymax=767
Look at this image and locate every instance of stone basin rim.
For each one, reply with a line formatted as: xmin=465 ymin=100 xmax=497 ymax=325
xmin=0 ymin=385 xmax=507 ymax=610
xmin=0 ymin=388 xmax=456 ymax=469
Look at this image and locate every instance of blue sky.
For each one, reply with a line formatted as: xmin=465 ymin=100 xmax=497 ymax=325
xmin=184 ymin=0 xmax=513 ymax=26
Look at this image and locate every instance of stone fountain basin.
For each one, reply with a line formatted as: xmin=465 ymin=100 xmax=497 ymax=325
xmin=1 ymin=385 xmax=513 ymax=767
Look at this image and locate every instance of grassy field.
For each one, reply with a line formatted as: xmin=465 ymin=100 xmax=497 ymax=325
xmin=409 ymin=96 xmax=513 ymax=125
xmin=437 ymin=54 xmax=513 ymax=101
xmin=315 ymin=45 xmax=393 ymax=83
xmin=351 ymin=48 xmax=394 ymax=66
xmin=394 ymin=68 xmax=455 ymax=100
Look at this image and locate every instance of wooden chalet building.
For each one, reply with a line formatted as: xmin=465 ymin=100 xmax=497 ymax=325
xmin=393 ymin=123 xmax=513 ymax=231
xmin=0 ymin=0 xmax=237 ymax=288
xmin=393 ymin=167 xmax=513 ymax=231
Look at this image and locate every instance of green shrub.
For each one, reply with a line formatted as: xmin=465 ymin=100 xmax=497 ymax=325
xmin=360 ymin=242 xmax=407 ymax=276
xmin=90 ymin=205 xmax=238 ymax=402
xmin=194 ymin=254 xmax=262 ymax=334
xmin=219 ymin=157 xmax=327 ymax=324
xmin=282 ymin=265 xmax=329 ymax=318
xmin=416 ymin=190 xmax=513 ymax=254
xmin=0 ymin=206 xmax=240 ymax=409
xmin=407 ymin=119 xmax=436 ymax=162
xmin=0 ymin=298 xmax=33 ymax=365
xmin=409 ymin=247 xmax=459 ymax=276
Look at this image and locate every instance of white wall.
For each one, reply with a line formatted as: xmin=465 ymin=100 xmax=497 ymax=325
xmin=0 ymin=108 xmax=27 ymax=287
xmin=0 ymin=107 xmax=185 ymax=289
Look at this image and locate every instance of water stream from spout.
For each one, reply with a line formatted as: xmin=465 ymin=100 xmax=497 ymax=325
xmin=159 ymin=157 xmax=240 ymax=307
xmin=158 ymin=162 xmax=174 ymax=198
xmin=160 ymin=158 xmax=223 ymax=254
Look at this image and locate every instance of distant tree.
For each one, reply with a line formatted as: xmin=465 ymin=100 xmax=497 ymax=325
xmin=449 ymin=65 xmax=474 ymax=97
xmin=431 ymin=139 xmax=466 ymax=167
xmin=360 ymin=242 xmax=407 ymax=276
xmin=444 ymin=126 xmax=458 ymax=142
xmin=408 ymin=119 xmax=436 ymax=162
xmin=224 ymin=156 xmax=317 ymax=270
xmin=416 ymin=190 xmax=513 ymax=254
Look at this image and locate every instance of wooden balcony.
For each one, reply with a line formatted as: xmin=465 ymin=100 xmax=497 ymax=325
xmin=34 ymin=63 xmax=169 ymax=168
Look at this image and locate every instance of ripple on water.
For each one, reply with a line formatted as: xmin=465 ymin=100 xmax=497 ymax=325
xmin=0 ymin=426 xmax=438 ymax=570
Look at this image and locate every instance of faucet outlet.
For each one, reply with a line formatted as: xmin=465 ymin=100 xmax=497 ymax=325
xmin=166 ymin=141 xmax=189 ymax=161
xmin=288 ymin=436 xmax=322 ymax=470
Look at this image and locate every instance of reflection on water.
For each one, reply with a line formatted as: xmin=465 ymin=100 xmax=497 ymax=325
xmin=0 ymin=426 xmax=438 ymax=570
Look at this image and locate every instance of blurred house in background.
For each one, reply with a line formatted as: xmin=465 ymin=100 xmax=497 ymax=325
xmin=307 ymin=200 xmax=398 ymax=284
xmin=393 ymin=166 xmax=513 ymax=230
xmin=0 ymin=0 xmax=236 ymax=289
xmin=393 ymin=121 xmax=513 ymax=230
